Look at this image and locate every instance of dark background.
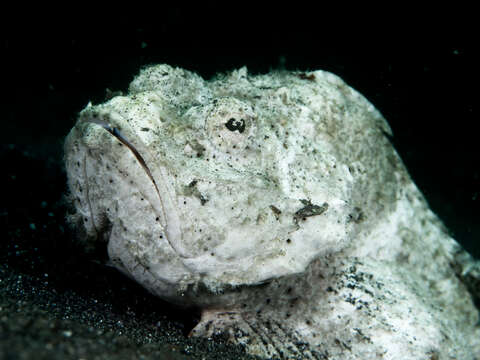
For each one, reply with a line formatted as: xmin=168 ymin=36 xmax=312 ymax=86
xmin=1 ymin=7 xmax=478 ymax=359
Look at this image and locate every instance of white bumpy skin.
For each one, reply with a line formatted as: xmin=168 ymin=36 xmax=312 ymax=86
xmin=64 ymin=65 xmax=480 ymax=359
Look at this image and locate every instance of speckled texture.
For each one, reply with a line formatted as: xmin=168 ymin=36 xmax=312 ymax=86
xmin=0 ymin=144 xmax=257 ymax=360
xmin=64 ymin=65 xmax=480 ymax=359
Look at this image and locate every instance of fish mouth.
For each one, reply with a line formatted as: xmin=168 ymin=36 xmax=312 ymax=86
xmin=82 ymin=116 xmax=190 ymax=260
xmin=87 ymin=118 xmax=161 ymax=198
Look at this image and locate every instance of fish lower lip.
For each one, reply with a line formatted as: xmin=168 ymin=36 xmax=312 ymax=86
xmin=86 ymin=118 xmax=189 ymax=259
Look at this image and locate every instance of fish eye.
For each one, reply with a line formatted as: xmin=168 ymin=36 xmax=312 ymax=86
xmin=225 ymin=117 xmax=246 ymax=133
xmin=205 ymin=97 xmax=256 ymax=150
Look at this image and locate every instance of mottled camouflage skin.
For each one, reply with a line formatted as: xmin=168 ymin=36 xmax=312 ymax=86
xmin=65 ymin=65 xmax=480 ymax=359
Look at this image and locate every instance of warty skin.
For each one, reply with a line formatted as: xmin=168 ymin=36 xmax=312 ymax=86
xmin=64 ymin=64 xmax=480 ymax=359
